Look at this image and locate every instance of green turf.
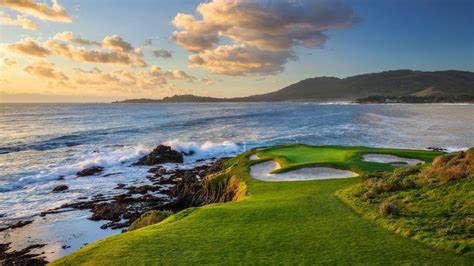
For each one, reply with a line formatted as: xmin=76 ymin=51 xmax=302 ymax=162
xmin=53 ymin=145 xmax=472 ymax=265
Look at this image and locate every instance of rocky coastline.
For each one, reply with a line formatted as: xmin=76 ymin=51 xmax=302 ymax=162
xmin=0 ymin=145 xmax=227 ymax=265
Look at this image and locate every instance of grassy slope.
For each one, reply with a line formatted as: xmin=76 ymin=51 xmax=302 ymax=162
xmin=337 ymin=149 xmax=474 ymax=256
xmin=53 ymin=145 xmax=472 ymax=265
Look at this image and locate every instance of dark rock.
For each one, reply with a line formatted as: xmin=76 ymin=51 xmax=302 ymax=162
xmin=133 ymin=145 xmax=183 ymax=166
xmin=115 ymin=183 xmax=126 ymax=189
xmin=51 ymin=185 xmax=69 ymax=193
xmin=90 ymin=203 xmax=126 ymax=222
xmin=61 ymin=245 xmax=71 ymax=249
xmin=148 ymin=166 xmax=167 ymax=175
xmin=0 ymin=220 xmax=33 ymax=232
xmin=76 ymin=166 xmax=104 ymax=177
xmin=0 ymin=242 xmax=47 ymax=265
xmin=102 ymin=172 xmax=121 ymax=177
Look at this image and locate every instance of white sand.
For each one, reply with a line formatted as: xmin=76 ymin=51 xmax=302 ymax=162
xmin=249 ymin=154 xmax=260 ymax=160
xmin=362 ymin=154 xmax=423 ymax=166
xmin=250 ymin=161 xmax=358 ymax=182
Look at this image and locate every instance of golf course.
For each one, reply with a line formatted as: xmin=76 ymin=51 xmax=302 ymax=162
xmin=53 ymin=145 xmax=473 ymax=265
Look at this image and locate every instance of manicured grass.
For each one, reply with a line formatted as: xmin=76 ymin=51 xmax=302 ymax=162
xmin=53 ymin=145 xmax=472 ymax=265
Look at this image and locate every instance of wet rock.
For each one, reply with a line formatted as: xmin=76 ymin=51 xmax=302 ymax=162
xmin=90 ymin=202 xmax=126 ymax=222
xmin=51 ymin=185 xmax=69 ymax=193
xmin=115 ymin=183 xmax=126 ymax=189
xmin=0 ymin=220 xmax=33 ymax=232
xmin=0 ymin=242 xmax=47 ymax=265
xmin=76 ymin=166 xmax=104 ymax=177
xmin=148 ymin=166 xmax=167 ymax=175
xmin=133 ymin=145 xmax=183 ymax=166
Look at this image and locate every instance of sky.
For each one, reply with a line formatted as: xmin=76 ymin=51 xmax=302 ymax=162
xmin=0 ymin=0 xmax=473 ymax=102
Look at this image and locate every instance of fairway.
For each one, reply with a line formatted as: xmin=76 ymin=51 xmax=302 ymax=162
xmin=53 ymin=145 xmax=472 ymax=265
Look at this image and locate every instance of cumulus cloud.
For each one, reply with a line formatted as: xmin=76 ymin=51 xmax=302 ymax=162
xmin=24 ymin=61 xmax=68 ymax=81
xmin=0 ymin=11 xmax=38 ymax=30
xmin=152 ymin=48 xmax=172 ymax=59
xmin=7 ymin=38 xmax=50 ymax=57
xmin=6 ymin=33 xmax=147 ymax=67
xmin=3 ymin=58 xmax=16 ymax=66
xmin=54 ymin=31 xmax=101 ymax=46
xmin=188 ymin=43 xmax=293 ymax=75
xmin=0 ymin=0 xmax=72 ymax=22
xmin=172 ymin=0 xmax=357 ymax=75
xmin=46 ymin=40 xmax=146 ymax=67
xmin=102 ymin=35 xmax=134 ymax=53
xmin=72 ymin=65 xmax=208 ymax=92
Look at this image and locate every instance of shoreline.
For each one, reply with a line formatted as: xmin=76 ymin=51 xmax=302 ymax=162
xmin=0 ymin=146 xmax=227 ymax=264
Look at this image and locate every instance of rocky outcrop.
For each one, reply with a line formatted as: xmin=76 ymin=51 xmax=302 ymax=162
xmin=133 ymin=145 xmax=183 ymax=166
xmin=0 ymin=242 xmax=47 ymax=265
xmin=76 ymin=166 xmax=104 ymax=177
xmin=41 ymin=158 xmax=226 ymax=230
xmin=51 ymin=185 xmax=69 ymax=193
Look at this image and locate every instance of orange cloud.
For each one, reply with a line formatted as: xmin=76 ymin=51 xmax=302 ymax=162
xmin=7 ymin=38 xmax=50 ymax=57
xmin=3 ymin=58 xmax=17 ymax=66
xmin=24 ymin=61 xmax=68 ymax=81
xmin=172 ymin=0 xmax=357 ymax=75
xmin=0 ymin=11 xmax=38 ymax=30
xmin=0 ymin=0 xmax=71 ymax=22
xmin=53 ymin=31 xmax=101 ymax=46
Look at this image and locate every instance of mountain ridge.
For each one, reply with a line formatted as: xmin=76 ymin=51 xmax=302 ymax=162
xmin=114 ymin=70 xmax=474 ymax=103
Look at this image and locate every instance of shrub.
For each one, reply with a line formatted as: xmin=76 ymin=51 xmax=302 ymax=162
xmin=379 ymin=201 xmax=400 ymax=216
xmin=129 ymin=210 xmax=172 ymax=231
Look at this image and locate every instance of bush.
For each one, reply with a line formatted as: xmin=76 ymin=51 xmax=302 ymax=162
xmin=379 ymin=201 xmax=400 ymax=216
xmin=129 ymin=210 xmax=172 ymax=231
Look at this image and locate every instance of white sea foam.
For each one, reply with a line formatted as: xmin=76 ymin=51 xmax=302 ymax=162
xmin=164 ymin=139 xmax=243 ymax=160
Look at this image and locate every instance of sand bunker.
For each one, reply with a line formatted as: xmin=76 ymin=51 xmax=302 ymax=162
xmin=249 ymin=154 xmax=260 ymax=160
xmin=362 ymin=154 xmax=423 ymax=166
xmin=250 ymin=161 xmax=358 ymax=182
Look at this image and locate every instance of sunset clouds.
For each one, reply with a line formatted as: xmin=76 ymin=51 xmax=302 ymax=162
xmin=173 ymin=0 xmax=357 ymax=75
xmin=0 ymin=0 xmax=71 ymax=22
xmin=0 ymin=11 xmax=38 ymax=30
xmin=24 ymin=61 xmax=67 ymax=81
xmin=7 ymin=38 xmax=50 ymax=57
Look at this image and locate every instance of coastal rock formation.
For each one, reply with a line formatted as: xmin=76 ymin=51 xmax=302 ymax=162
xmin=76 ymin=166 xmax=104 ymax=177
xmin=51 ymin=185 xmax=69 ymax=193
xmin=40 ymin=158 xmax=227 ymax=230
xmin=0 ymin=242 xmax=47 ymax=265
xmin=134 ymin=145 xmax=183 ymax=166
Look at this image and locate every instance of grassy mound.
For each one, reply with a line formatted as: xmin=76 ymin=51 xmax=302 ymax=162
xmin=53 ymin=145 xmax=473 ymax=265
xmin=129 ymin=210 xmax=172 ymax=231
xmin=337 ymin=148 xmax=473 ymax=256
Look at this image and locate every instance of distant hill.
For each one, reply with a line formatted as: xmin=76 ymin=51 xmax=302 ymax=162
xmin=114 ymin=70 xmax=474 ymax=103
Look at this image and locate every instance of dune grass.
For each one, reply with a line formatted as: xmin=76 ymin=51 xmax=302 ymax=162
xmin=53 ymin=145 xmax=472 ymax=265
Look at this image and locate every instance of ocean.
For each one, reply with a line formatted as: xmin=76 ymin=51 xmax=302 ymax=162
xmin=0 ymin=102 xmax=473 ymax=259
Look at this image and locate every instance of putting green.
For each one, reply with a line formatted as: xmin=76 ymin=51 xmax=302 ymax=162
xmin=53 ymin=145 xmax=472 ymax=265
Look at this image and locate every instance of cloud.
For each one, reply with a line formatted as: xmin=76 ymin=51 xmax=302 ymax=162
xmin=46 ymin=40 xmax=147 ymax=67
xmin=0 ymin=0 xmax=72 ymax=22
xmin=0 ymin=11 xmax=38 ymax=30
xmin=172 ymin=0 xmax=357 ymax=75
xmin=6 ymin=33 xmax=147 ymax=67
xmin=24 ymin=61 xmax=68 ymax=81
xmin=7 ymin=38 xmax=50 ymax=57
xmin=72 ymin=65 xmax=207 ymax=92
xmin=188 ymin=43 xmax=293 ymax=76
xmin=152 ymin=48 xmax=172 ymax=59
xmin=102 ymin=35 xmax=134 ymax=52
xmin=3 ymin=58 xmax=16 ymax=66
xmin=54 ymin=31 xmax=101 ymax=46
xmin=200 ymin=77 xmax=213 ymax=85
